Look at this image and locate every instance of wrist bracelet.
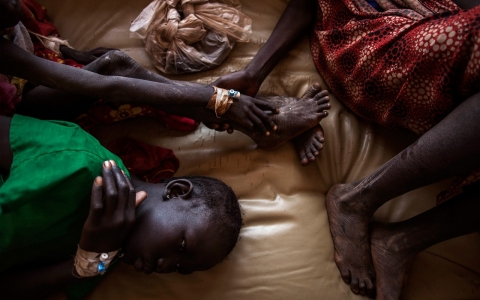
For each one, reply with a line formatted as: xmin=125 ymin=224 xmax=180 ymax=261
xmin=207 ymin=87 xmax=240 ymax=118
xmin=73 ymin=246 xmax=120 ymax=277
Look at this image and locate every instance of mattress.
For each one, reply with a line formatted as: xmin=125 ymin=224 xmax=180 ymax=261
xmin=37 ymin=0 xmax=480 ymax=299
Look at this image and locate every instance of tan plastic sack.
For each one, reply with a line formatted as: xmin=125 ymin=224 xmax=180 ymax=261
xmin=130 ymin=0 xmax=252 ymax=74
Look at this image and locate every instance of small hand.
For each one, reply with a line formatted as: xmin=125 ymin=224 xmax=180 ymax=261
xmin=223 ymin=95 xmax=278 ymax=136
xmin=207 ymin=70 xmax=263 ymax=133
xmin=60 ymin=46 xmax=117 ymax=65
xmin=79 ymin=160 xmax=147 ymax=253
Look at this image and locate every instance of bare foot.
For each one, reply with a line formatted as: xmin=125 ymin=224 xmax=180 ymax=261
xmin=251 ymin=84 xmax=330 ymax=150
xmin=292 ymin=85 xmax=329 ymax=166
xmin=294 ymin=124 xmax=325 ymax=166
xmin=326 ymin=183 xmax=376 ymax=298
xmin=370 ymin=222 xmax=413 ymax=300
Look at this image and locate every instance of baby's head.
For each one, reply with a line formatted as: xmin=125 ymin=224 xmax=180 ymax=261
xmin=0 ymin=0 xmax=22 ymax=30
xmin=123 ymin=175 xmax=242 ymax=275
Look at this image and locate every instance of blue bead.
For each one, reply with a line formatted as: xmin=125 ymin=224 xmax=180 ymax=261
xmin=98 ymin=261 xmax=106 ymax=274
xmin=229 ymin=89 xmax=236 ymax=97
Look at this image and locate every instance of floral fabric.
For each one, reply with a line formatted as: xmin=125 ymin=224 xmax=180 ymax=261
xmin=310 ymin=0 xmax=480 ymax=202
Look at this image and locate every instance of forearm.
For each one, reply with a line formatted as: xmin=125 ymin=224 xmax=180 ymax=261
xmin=0 ymin=38 xmax=213 ymax=108
xmin=244 ymin=0 xmax=316 ymax=82
xmin=451 ymin=0 xmax=480 ymax=9
xmin=0 ymin=259 xmax=82 ymax=300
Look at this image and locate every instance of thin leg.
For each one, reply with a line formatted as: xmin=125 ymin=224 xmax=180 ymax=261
xmin=370 ymin=184 xmax=480 ymax=300
xmin=325 ymin=90 xmax=480 ymax=297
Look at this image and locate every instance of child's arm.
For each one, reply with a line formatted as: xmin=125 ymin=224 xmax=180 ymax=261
xmin=212 ymin=0 xmax=316 ymax=96
xmin=0 ymin=37 xmax=277 ymax=134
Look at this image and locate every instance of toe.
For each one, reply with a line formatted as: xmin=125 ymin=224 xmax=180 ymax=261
xmin=366 ymin=278 xmax=376 ymax=299
xmin=350 ymin=276 xmax=360 ymax=294
xmin=298 ymin=149 xmax=309 ymax=166
xmin=358 ymin=280 xmax=366 ymax=296
xmin=306 ymin=149 xmax=315 ymax=161
xmin=338 ymin=264 xmax=351 ymax=284
xmin=309 ymin=144 xmax=319 ymax=158
xmin=311 ymin=138 xmax=322 ymax=149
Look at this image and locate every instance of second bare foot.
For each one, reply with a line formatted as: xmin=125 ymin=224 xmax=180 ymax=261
xmin=370 ymin=222 xmax=413 ymax=300
xmin=294 ymin=124 xmax=325 ymax=166
xmin=326 ymin=183 xmax=376 ymax=298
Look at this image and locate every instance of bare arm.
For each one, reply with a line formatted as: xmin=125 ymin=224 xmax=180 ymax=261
xmin=213 ymin=0 xmax=316 ymax=96
xmin=0 ymin=38 xmax=277 ymax=134
xmin=0 ymin=37 xmax=213 ymax=107
xmin=451 ymin=0 xmax=480 ymax=9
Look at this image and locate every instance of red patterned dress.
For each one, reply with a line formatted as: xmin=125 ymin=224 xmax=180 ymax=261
xmin=310 ymin=0 xmax=480 ymax=201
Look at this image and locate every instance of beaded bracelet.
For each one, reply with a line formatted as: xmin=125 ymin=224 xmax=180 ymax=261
xmin=207 ymin=87 xmax=241 ymax=118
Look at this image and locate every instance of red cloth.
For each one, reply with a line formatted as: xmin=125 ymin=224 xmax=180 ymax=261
xmin=310 ymin=0 xmax=480 ymax=202
xmin=107 ymin=138 xmax=180 ymax=183
xmin=20 ymin=0 xmax=83 ymax=68
xmin=0 ymin=76 xmax=22 ymax=116
xmin=311 ymin=0 xmax=479 ymax=134
xmin=0 ymin=0 xmax=199 ymax=181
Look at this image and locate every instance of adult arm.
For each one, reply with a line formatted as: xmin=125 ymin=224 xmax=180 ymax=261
xmin=213 ymin=0 xmax=316 ymax=96
xmin=0 ymin=37 xmax=277 ymax=134
xmin=452 ymin=0 xmax=480 ymax=9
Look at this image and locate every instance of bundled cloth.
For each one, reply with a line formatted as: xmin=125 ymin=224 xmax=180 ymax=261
xmin=130 ymin=0 xmax=252 ymax=74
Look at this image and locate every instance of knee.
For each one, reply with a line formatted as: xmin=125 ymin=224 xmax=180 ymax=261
xmin=94 ymin=50 xmax=134 ymax=75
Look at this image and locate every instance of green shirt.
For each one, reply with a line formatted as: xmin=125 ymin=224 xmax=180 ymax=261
xmin=0 ymin=115 xmax=128 ymax=297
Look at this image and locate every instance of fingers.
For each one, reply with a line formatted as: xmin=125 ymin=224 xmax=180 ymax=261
xmin=248 ymin=107 xmax=270 ymax=136
xmin=135 ymin=191 xmax=148 ymax=207
xmin=102 ymin=160 xmax=118 ymax=216
xmin=110 ymin=161 xmax=131 ymax=214
xmin=252 ymin=98 xmax=279 ymax=115
xmin=250 ymin=105 xmax=278 ymax=135
xmin=101 ymin=160 xmax=145 ymax=220
xmin=87 ymin=176 xmax=104 ymax=224
xmin=120 ymin=170 xmax=138 ymax=225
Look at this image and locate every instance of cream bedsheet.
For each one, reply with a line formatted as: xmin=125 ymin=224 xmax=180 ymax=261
xmin=38 ymin=0 xmax=480 ymax=299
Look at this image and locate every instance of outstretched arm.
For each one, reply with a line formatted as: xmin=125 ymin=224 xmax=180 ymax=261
xmin=213 ymin=0 xmax=316 ymax=96
xmin=0 ymin=38 xmax=277 ymax=134
xmin=0 ymin=37 xmax=213 ymax=107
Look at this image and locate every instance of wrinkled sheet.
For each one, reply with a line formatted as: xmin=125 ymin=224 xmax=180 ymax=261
xmin=38 ymin=0 xmax=480 ymax=299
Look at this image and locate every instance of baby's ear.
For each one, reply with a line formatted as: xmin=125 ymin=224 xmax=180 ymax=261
xmin=163 ymin=179 xmax=193 ymax=200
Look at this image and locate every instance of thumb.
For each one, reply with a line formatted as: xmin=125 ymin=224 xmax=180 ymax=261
xmin=135 ymin=191 xmax=148 ymax=207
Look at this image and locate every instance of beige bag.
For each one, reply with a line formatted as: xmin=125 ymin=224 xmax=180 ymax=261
xmin=130 ymin=0 xmax=252 ymax=74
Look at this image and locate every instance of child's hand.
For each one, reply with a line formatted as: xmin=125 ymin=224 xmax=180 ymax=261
xmin=223 ymin=96 xmax=278 ymax=136
xmin=79 ymin=160 xmax=147 ymax=253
